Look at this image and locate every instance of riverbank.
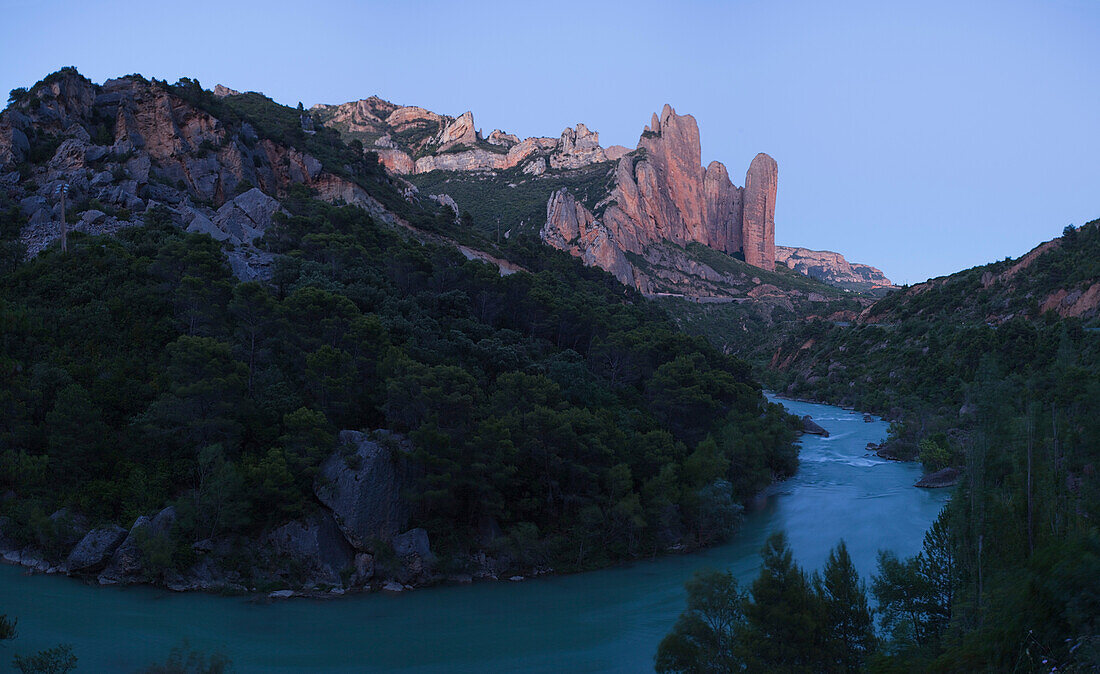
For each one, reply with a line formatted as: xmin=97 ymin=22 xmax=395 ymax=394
xmin=0 ymin=397 xmax=949 ymax=672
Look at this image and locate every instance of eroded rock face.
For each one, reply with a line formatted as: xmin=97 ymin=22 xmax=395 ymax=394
xmin=541 ymin=105 xmax=779 ymax=290
xmin=315 ymin=431 xmax=412 ymax=552
xmin=743 ymin=153 xmax=777 ymax=271
xmin=775 ymin=246 xmax=894 ymax=290
xmin=66 ymin=525 xmax=127 ymax=573
xmin=540 ymin=189 xmax=635 ymax=286
xmin=265 ymin=512 xmax=355 ymax=586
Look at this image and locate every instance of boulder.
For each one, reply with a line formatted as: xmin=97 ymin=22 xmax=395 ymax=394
xmin=80 ymin=209 xmax=106 ymax=226
xmin=801 ymin=415 xmax=829 ymax=436
xmin=915 ymin=467 xmax=960 ymax=489
xmin=314 ymin=430 xmax=412 ymax=551
xmin=265 ymin=512 xmax=354 ymax=586
xmin=392 ymin=528 xmax=432 ymax=561
xmin=66 ymin=525 xmax=127 ymax=573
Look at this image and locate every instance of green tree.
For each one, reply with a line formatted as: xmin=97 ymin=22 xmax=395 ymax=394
xmin=655 ymin=569 xmax=746 ymax=674
xmin=817 ymin=540 xmax=876 ymax=671
xmin=741 ymin=531 xmax=826 ymax=672
xmin=12 ymin=644 xmax=77 ymax=674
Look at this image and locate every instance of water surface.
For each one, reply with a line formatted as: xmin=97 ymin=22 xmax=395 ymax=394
xmin=0 ymin=397 xmax=948 ymax=672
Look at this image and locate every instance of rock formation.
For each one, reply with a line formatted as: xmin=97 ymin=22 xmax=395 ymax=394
xmin=540 ymin=104 xmax=778 ymax=287
xmin=0 ymin=68 xmax=398 ymax=272
xmin=311 ymin=98 xmax=623 ymax=177
xmin=743 ymin=153 xmax=777 ymax=270
xmin=775 ymin=246 xmax=895 ymax=290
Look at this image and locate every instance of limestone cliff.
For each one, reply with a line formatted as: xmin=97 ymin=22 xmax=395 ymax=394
xmin=539 ymin=104 xmax=778 ymax=290
xmin=312 ymin=98 xmax=621 ymax=176
xmin=1 ymin=69 xmax=400 ymax=270
xmin=775 ymin=246 xmax=895 ymax=290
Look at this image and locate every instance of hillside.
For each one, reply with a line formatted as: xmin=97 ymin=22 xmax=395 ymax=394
xmin=0 ymin=69 xmax=800 ymax=594
xmin=675 ymin=220 xmax=1100 ymax=670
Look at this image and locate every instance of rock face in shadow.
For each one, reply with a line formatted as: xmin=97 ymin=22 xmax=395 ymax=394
xmin=915 ymin=467 xmax=960 ymax=488
xmin=1 ymin=68 xmax=398 ymax=274
xmin=314 ymin=430 xmax=412 ymax=552
xmin=66 ymin=525 xmax=127 ymax=573
xmin=265 ymin=512 xmax=356 ymax=586
xmin=801 ymin=415 xmax=830 ymax=437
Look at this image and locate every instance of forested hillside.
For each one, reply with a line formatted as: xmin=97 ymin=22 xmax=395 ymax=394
xmin=661 ymin=220 xmax=1100 ymax=671
xmin=0 ymin=71 xmax=799 ymax=592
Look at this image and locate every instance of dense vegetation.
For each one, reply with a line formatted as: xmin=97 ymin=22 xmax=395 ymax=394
xmin=660 ymin=219 xmax=1100 ymax=671
xmin=0 ymin=176 xmax=798 ymax=576
xmin=408 ymin=161 xmax=616 ymax=240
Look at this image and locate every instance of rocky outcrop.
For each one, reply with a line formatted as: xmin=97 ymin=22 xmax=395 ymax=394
xmin=314 ymin=430 xmax=412 ymax=551
xmin=776 ymin=246 xmax=894 ymax=290
xmin=915 ymin=467 xmax=960 ymax=488
xmin=801 ymin=415 xmax=830 ymax=436
xmin=438 ymin=111 xmax=478 ymax=151
xmin=541 ymin=189 xmax=635 ymax=286
xmin=1 ymin=69 xmax=407 ymax=278
xmin=66 ymin=525 xmax=127 ymax=573
xmin=265 ymin=512 xmax=356 ymax=586
xmin=541 ymin=104 xmax=779 ymax=289
xmin=743 ymin=153 xmax=777 ymax=270
xmin=187 ymin=187 xmax=286 ymax=245
xmin=312 ymin=97 xmax=620 ymax=176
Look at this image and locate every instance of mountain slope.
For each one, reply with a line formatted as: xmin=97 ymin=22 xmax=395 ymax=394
xmin=0 ymin=69 xmax=799 ymax=594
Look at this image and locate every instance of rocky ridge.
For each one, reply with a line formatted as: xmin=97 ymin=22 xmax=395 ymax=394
xmin=0 ymin=69 xmax=404 ymax=276
xmin=775 ymin=245 xmax=895 ymax=291
xmin=312 ymin=97 xmax=629 ymax=177
xmin=540 ymin=105 xmax=779 ymax=293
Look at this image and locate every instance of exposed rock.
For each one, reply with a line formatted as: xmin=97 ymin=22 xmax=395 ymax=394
xmin=66 ymin=525 xmax=127 ymax=573
xmin=743 ymin=153 xmax=777 ymax=270
xmin=213 ymin=84 xmax=241 ymax=97
xmin=550 ymin=123 xmax=606 ymax=169
xmin=265 ymin=512 xmax=355 ymax=586
xmin=541 ymin=105 xmax=779 ymax=293
xmin=376 ymin=148 xmax=414 ymax=174
xmin=486 ymin=129 xmax=519 ymax=147
xmin=315 ymin=430 xmax=412 ymax=551
xmin=801 ymin=415 xmax=829 ymax=436
xmin=437 ymin=111 xmax=478 ymax=151
xmin=268 ymin=589 xmax=295 ymax=599
xmin=915 ymin=467 xmax=960 ymax=488
xmin=521 ymin=157 xmax=546 ymax=175
xmin=392 ymin=528 xmax=433 ymax=561
xmin=776 ymin=246 xmax=894 ymax=290
xmin=541 ymin=188 xmax=634 ymax=286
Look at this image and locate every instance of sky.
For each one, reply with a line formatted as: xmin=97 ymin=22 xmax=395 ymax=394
xmin=2 ymin=0 xmax=1098 ymax=284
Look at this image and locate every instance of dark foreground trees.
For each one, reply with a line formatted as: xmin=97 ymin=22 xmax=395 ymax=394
xmin=656 ymin=532 xmax=876 ymax=673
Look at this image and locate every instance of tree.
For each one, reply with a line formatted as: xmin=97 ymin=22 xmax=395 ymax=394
xmin=817 ymin=540 xmax=876 ymax=671
xmin=741 ymin=531 xmax=826 ymax=672
xmin=12 ymin=644 xmax=77 ymax=674
xmin=0 ymin=614 xmax=15 ymax=641
xmin=656 ymin=570 xmax=746 ymax=673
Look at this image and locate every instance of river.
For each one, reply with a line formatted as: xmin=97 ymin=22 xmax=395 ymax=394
xmin=0 ymin=397 xmax=948 ymax=672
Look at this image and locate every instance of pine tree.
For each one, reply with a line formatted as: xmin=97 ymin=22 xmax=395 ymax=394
xmin=742 ymin=531 xmax=826 ymax=672
xmin=818 ymin=540 xmax=876 ymax=671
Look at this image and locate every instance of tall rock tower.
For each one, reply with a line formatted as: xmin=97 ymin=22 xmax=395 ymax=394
xmin=742 ymin=153 xmax=777 ymax=271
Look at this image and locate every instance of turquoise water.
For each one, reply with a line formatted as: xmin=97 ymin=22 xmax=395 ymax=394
xmin=0 ymin=397 xmax=948 ymax=672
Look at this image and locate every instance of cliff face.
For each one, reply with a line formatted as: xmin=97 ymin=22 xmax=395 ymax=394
xmin=540 ymin=104 xmax=777 ymax=289
xmin=0 ymin=69 xmax=399 ymax=269
xmin=743 ymin=153 xmax=777 ymax=270
xmin=312 ymin=98 xmax=622 ymax=177
xmin=775 ymin=246 xmax=895 ymax=290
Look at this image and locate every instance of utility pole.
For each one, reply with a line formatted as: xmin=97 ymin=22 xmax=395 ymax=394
xmin=56 ymin=183 xmax=69 ymax=253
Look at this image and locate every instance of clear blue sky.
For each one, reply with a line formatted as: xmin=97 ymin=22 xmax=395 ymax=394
xmin=3 ymin=0 xmax=1098 ymax=284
